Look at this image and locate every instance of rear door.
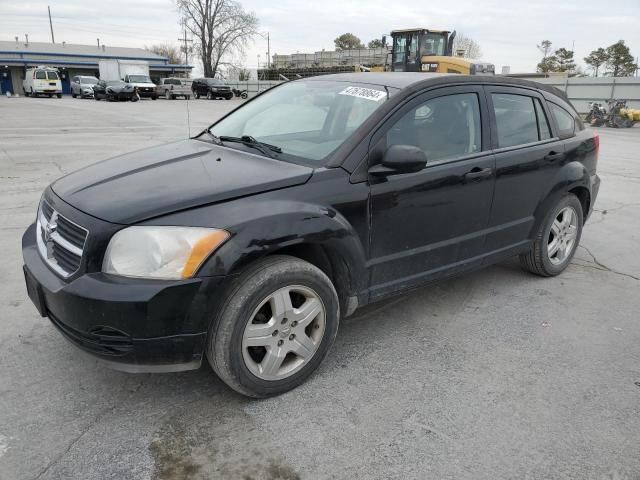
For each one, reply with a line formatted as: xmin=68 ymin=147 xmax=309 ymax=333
xmin=483 ymin=85 xmax=564 ymax=255
xmin=368 ymin=85 xmax=496 ymax=300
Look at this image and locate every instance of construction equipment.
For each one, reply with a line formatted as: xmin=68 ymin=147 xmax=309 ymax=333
xmin=586 ymin=99 xmax=639 ymax=128
xmin=609 ymin=100 xmax=639 ymax=128
xmin=385 ymin=28 xmax=494 ymax=75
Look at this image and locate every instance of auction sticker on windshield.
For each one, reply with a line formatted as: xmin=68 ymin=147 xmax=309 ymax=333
xmin=338 ymin=86 xmax=386 ymax=102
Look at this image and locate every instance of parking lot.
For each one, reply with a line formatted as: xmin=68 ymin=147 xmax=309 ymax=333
xmin=1 ymin=95 xmax=639 ymax=480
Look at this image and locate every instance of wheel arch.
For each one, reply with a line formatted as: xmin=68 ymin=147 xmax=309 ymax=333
xmin=195 ymin=206 xmax=369 ymax=316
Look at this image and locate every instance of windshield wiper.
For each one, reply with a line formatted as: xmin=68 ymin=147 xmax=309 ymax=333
xmin=218 ymin=135 xmax=282 ymax=158
xmin=203 ymin=129 xmax=223 ymax=145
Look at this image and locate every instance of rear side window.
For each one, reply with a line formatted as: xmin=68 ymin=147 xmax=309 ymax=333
xmin=534 ymin=99 xmax=552 ymax=140
xmin=47 ymin=71 xmax=59 ymax=80
xmin=387 ymin=93 xmax=481 ymax=163
xmin=492 ymin=93 xmax=539 ymax=148
xmin=35 ymin=71 xmax=46 ymax=80
xmin=550 ymin=103 xmax=576 ymax=138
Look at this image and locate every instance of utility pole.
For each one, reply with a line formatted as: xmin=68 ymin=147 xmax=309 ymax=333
xmin=178 ymin=20 xmax=193 ymax=77
xmin=48 ymin=6 xmax=55 ymax=44
xmin=267 ymin=32 xmax=270 ymax=69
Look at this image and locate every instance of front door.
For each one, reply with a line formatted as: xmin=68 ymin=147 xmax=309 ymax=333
xmin=367 ymin=86 xmax=495 ymax=300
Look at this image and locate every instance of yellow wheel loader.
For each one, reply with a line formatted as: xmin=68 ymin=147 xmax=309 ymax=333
xmin=384 ymin=28 xmax=494 ymax=75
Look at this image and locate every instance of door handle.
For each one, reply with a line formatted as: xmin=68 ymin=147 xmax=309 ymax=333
xmin=464 ymin=167 xmax=492 ymax=182
xmin=544 ymin=151 xmax=565 ymax=162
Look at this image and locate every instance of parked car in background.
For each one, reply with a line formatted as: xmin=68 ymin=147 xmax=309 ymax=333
xmin=22 ymin=73 xmax=600 ymax=398
xmin=93 ymin=80 xmax=138 ymax=102
xmin=192 ymin=78 xmax=233 ymax=100
xmin=23 ymin=66 xmax=62 ymax=98
xmin=71 ymin=75 xmax=99 ymax=98
xmin=156 ymin=78 xmax=191 ymax=100
xmin=123 ymin=74 xmax=157 ymax=99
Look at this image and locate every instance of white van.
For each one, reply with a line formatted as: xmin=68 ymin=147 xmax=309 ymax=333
xmin=23 ymin=67 xmax=62 ymax=98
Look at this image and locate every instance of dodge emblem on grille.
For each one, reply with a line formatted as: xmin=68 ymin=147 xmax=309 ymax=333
xmin=44 ymin=212 xmax=58 ymax=256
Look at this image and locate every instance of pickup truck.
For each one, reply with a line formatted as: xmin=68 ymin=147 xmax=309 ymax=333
xmin=156 ymin=78 xmax=192 ymax=100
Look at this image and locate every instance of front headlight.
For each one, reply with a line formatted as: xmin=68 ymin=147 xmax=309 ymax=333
xmin=102 ymin=226 xmax=229 ymax=279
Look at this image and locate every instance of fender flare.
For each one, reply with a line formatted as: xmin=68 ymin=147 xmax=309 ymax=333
xmin=531 ymin=161 xmax=591 ymax=234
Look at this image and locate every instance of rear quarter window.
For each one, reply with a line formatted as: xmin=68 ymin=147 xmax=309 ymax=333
xmin=549 ymin=103 xmax=576 ymax=138
xmin=35 ymin=71 xmax=46 ymax=80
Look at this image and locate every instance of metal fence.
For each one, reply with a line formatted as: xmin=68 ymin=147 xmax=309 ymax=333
xmin=525 ymin=77 xmax=640 ymax=113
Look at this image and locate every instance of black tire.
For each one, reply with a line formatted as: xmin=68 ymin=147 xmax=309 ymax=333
xmin=95 ymin=94 xmax=100 ymax=101
xmin=520 ymin=194 xmax=583 ymax=277
xmin=71 ymin=92 xmax=77 ymax=98
xmin=56 ymin=93 xmax=62 ymax=98
xmin=151 ymin=95 xmax=157 ymax=100
xmin=194 ymin=92 xmax=200 ymax=99
xmin=207 ymin=255 xmax=340 ymax=398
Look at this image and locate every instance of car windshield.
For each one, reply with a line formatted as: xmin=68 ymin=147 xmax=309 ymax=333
xmin=207 ymin=80 xmax=395 ymax=163
xmin=128 ymin=75 xmax=151 ymax=83
xmin=81 ymin=77 xmax=99 ymax=84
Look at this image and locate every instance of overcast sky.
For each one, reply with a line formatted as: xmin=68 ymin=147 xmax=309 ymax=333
xmin=1 ymin=0 xmax=639 ymax=74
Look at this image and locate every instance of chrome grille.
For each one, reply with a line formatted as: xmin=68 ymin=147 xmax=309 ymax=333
xmin=36 ymin=200 xmax=88 ymax=278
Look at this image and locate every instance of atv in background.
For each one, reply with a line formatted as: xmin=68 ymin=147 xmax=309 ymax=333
xmin=585 ymin=102 xmax=607 ymax=127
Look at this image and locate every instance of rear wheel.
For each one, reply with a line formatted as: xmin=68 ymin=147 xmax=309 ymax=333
xmin=72 ymin=92 xmax=77 ymax=98
xmin=520 ymin=194 xmax=583 ymax=277
xmin=207 ymin=255 xmax=340 ymax=398
xmin=207 ymin=91 xmax=213 ymax=100
xmin=165 ymin=90 xmax=171 ymax=100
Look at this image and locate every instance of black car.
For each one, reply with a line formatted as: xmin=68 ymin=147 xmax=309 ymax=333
xmin=93 ymin=80 xmax=138 ymax=102
xmin=22 ymin=73 xmax=599 ymax=397
xmin=192 ymin=78 xmax=233 ymax=100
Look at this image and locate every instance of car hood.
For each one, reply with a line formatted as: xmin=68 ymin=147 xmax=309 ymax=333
xmin=51 ymin=139 xmax=313 ymax=224
xmin=108 ymin=84 xmax=134 ymax=92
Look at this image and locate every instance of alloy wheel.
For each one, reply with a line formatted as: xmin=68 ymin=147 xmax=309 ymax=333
xmin=547 ymin=206 xmax=578 ymax=265
xmin=241 ymin=285 xmax=326 ymax=381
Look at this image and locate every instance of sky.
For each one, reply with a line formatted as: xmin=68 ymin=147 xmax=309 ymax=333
xmin=1 ymin=0 xmax=639 ymax=75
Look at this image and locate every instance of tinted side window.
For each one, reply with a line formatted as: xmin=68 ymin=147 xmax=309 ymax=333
xmin=35 ymin=71 xmax=46 ymax=80
xmin=550 ymin=103 xmax=576 ymax=138
xmin=492 ymin=93 xmax=538 ymax=148
xmin=534 ymin=98 xmax=552 ymax=140
xmin=47 ymin=71 xmax=59 ymax=80
xmin=387 ymin=93 xmax=481 ymax=163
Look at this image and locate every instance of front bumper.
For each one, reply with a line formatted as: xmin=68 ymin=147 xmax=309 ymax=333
xmin=136 ymin=88 xmax=157 ymax=98
xmin=22 ymin=223 xmax=226 ymax=372
xmin=211 ymin=89 xmax=233 ymax=99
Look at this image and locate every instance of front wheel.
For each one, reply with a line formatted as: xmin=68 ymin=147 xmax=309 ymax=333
xmin=207 ymin=255 xmax=340 ymax=398
xmin=165 ymin=90 xmax=172 ymax=100
xmin=206 ymin=91 xmax=213 ymax=100
xmin=194 ymin=92 xmax=200 ymax=99
xmin=520 ymin=194 xmax=583 ymax=276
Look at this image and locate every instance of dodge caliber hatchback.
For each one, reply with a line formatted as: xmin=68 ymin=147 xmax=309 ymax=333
xmin=22 ymin=73 xmax=600 ymax=397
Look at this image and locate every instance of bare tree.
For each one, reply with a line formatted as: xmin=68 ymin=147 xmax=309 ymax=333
xmin=177 ymin=0 xmax=258 ymax=78
xmin=452 ymin=33 xmax=482 ymax=59
xmin=146 ymin=44 xmax=183 ymax=65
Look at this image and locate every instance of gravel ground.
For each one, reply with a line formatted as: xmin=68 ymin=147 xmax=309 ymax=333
xmin=0 ymin=95 xmax=639 ymax=480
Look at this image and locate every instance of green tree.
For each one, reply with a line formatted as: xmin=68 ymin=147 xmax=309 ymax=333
xmin=584 ymin=47 xmax=608 ymax=77
xmin=334 ymin=33 xmax=364 ymax=50
xmin=368 ymin=39 xmax=384 ymax=49
xmin=604 ymin=40 xmax=637 ymax=77
xmin=555 ymin=48 xmax=576 ymax=72
xmin=537 ymin=55 xmax=559 ymax=73
xmin=537 ymin=40 xmax=553 ymax=59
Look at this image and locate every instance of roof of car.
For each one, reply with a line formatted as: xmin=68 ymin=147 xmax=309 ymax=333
xmin=303 ymin=72 xmax=570 ymax=104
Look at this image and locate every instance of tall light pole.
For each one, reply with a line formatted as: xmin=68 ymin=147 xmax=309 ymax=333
xmin=48 ymin=6 xmax=55 ymax=44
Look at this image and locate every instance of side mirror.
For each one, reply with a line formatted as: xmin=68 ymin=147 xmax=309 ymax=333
xmin=370 ymin=144 xmax=427 ymax=175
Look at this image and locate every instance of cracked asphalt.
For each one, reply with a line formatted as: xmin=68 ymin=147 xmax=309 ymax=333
xmin=1 ymin=96 xmax=639 ymax=480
